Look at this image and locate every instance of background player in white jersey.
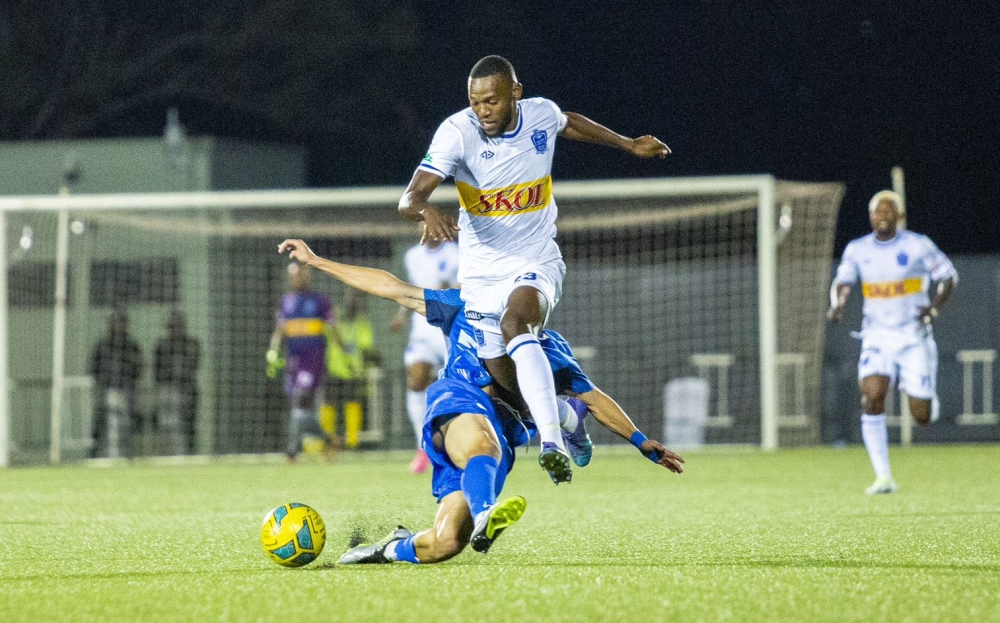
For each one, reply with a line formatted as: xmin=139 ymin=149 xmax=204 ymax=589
xmin=390 ymin=224 xmax=459 ymax=474
xmin=828 ymin=190 xmax=957 ymax=494
xmin=398 ymin=55 xmax=671 ymax=484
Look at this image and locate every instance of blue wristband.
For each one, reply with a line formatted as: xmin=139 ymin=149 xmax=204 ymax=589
xmin=630 ymin=431 xmax=659 ymax=463
xmin=629 ymin=431 xmax=648 ymax=449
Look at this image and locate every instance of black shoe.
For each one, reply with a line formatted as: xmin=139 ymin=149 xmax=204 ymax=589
xmin=470 ymin=496 xmax=527 ymax=554
xmin=338 ymin=526 xmax=413 ymax=564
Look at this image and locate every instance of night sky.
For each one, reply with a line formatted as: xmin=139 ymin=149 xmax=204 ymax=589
xmin=2 ymin=1 xmax=997 ymax=255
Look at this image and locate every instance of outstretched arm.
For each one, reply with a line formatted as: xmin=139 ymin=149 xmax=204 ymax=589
xmin=278 ymin=239 xmax=426 ymax=315
xmin=398 ymin=170 xmax=460 ymax=244
xmin=575 ymin=386 xmax=684 ymax=473
xmin=560 ymin=112 xmax=671 ymax=159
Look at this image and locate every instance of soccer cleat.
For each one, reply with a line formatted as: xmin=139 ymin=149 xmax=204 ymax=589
xmin=337 ymin=526 xmax=413 ymax=564
xmin=409 ymin=449 xmax=430 ymax=474
xmin=865 ymin=477 xmax=898 ymax=495
xmin=538 ymin=442 xmax=573 ymax=484
xmin=470 ymin=496 xmax=527 ymax=554
xmin=562 ymin=397 xmax=593 ymax=467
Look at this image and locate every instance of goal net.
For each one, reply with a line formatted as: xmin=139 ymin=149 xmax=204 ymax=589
xmin=0 ymin=177 xmax=843 ymax=465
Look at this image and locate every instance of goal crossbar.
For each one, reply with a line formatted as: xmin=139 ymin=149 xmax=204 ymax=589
xmin=0 ymin=175 xmax=774 ymax=212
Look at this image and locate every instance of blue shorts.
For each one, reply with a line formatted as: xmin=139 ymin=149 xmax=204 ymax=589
xmin=422 ymin=378 xmax=536 ymax=502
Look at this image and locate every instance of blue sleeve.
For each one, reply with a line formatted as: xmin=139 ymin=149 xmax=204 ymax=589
xmin=541 ymin=331 xmax=596 ymax=395
xmin=424 ymin=288 xmax=465 ymax=334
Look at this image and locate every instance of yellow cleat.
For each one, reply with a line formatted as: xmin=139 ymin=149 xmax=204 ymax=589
xmin=470 ymin=496 xmax=527 ymax=554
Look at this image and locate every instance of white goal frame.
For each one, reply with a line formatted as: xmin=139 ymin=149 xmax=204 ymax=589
xmin=0 ymin=175 xmax=785 ymax=466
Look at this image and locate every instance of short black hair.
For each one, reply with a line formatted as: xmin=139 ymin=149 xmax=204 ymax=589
xmin=470 ymin=55 xmax=517 ymax=82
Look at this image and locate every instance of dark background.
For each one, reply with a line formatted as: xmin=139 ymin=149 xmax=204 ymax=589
xmin=2 ymin=1 xmax=997 ymax=255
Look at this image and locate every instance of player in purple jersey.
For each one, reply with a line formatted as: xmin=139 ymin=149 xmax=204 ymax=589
xmin=278 ymin=239 xmax=684 ymax=564
xmin=267 ymin=263 xmax=338 ymax=462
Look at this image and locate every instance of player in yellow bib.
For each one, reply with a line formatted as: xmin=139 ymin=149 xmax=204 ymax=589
xmin=399 ymin=55 xmax=670 ymax=485
xmin=828 ymin=190 xmax=957 ymax=494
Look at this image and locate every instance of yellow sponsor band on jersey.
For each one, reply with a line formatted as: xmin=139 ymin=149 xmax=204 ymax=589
xmin=455 ymin=176 xmax=552 ymax=217
xmin=283 ymin=318 xmax=326 ymax=338
xmin=862 ymin=277 xmax=923 ymax=299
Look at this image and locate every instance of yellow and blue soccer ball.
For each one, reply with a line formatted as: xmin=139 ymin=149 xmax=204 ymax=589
xmin=260 ymin=503 xmax=326 ymax=567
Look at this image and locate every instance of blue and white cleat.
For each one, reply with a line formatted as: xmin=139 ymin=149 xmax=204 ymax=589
xmin=562 ymin=397 xmax=593 ymax=467
xmin=338 ymin=526 xmax=413 ymax=564
xmin=538 ymin=441 xmax=573 ymax=484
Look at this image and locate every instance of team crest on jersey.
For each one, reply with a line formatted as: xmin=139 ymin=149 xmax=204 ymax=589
xmin=531 ymin=129 xmax=548 ymax=154
xmin=897 ymin=252 xmax=909 ymax=266
xmin=480 ymin=150 xmax=494 ymax=159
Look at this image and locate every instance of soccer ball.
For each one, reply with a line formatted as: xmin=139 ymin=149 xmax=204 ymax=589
xmin=260 ymin=503 xmax=326 ymax=567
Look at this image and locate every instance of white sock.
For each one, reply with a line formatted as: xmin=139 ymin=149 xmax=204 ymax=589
xmin=861 ymin=413 xmax=892 ymax=480
xmin=507 ymin=334 xmax=565 ymax=451
xmin=406 ymin=390 xmax=427 ymax=448
xmin=383 ymin=540 xmax=399 ymax=561
xmin=557 ymin=397 xmax=578 ymax=433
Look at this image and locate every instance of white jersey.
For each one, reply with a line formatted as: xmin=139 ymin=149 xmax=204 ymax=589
xmin=835 ymin=230 xmax=957 ymax=334
xmin=403 ymin=241 xmax=459 ymax=339
xmin=418 ymin=97 xmax=568 ymax=285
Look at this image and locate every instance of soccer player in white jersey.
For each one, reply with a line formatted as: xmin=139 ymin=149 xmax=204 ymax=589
xmin=828 ymin=190 xmax=957 ymax=495
xmin=390 ymin=225 xmax=459 ymax=474
xmin=398 ymin=55 xmax=671 ymax=484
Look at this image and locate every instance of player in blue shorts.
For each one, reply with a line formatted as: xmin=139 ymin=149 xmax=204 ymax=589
xmin=278 ymin=239 xmax=684 ymax=563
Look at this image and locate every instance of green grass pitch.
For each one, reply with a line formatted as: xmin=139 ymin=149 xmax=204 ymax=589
xmin=1 ymin=444 xmax=998 ymax=622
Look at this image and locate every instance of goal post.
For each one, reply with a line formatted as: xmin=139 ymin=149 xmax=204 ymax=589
xmin=0 ymin=176 xmax=843 ymax=465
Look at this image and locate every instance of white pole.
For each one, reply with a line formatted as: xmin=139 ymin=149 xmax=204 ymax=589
xmin=0 ymin=210 xmax=9 ymax=467
xmin=758 ymin=176 xmax=779 ymax=450
xmin=49 ymin=208 xmax=70 ymax=464
xmin=892 ymin=166 xmax=907 ymax=229
xmin=892 ymin=166 xmax=913 ymax=447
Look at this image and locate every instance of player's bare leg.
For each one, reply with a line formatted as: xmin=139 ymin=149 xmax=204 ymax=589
xmin=339 ymin=413 xmax=524 ymax=564
xmin=488 ymin=285 xmax=572 ymax=484
xmin=406 ymin=362 xmax=434 ymax=473
xmin=411 ymin=491 xmax=475 ymax=562
xmin=860 ymin=374 xmax=896 ymax=494
xmin=907 ymin=396 xmax=935 ymax=426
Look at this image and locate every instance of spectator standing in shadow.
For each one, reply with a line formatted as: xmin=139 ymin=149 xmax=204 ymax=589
xmin=154 ymin=309 xmax=201 ymax=455
xmin=90 ymin=309 xmax=143 ymax=458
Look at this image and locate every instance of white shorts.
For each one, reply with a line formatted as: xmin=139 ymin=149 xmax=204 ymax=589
xmin=461 ymin=258 xmax=566 ymax=359
xmin=857 ymin=329 xmax=938 ymax=399
xmin=404 ymin=330 xmax=448 ymax=368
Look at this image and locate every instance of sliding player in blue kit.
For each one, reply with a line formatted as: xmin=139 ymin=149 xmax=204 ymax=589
xmin=277 ymin=239 xmax=684 ymax=563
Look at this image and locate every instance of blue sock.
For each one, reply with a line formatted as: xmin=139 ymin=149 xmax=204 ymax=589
xmin=461 ymin=455 xmax=499 ymax=517
xmin=393 ymin=535 xmax=420 ymax=564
